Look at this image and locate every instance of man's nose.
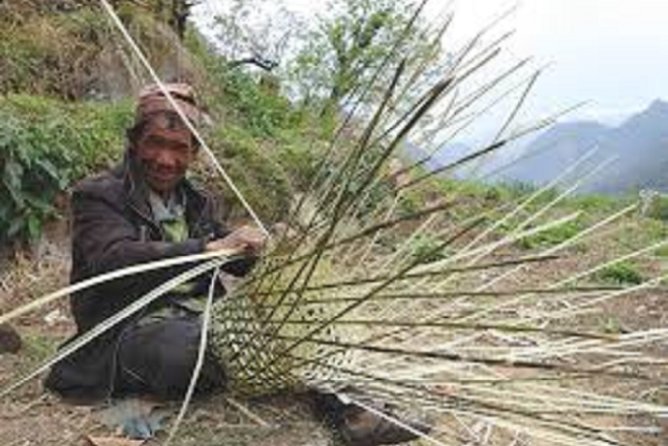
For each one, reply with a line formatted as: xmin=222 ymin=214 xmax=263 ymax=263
xmin=155 ymin=150 xmax=177 ymax=167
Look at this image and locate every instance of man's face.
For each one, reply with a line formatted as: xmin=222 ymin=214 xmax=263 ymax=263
xmin=133 ymin=116 xmax=196 ymax=194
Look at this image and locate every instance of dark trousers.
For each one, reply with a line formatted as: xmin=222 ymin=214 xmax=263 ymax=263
xmin=113 ymin=315 xmax=226 ymax=400
xmin=45 ymin=315 xmax=226 ymax=402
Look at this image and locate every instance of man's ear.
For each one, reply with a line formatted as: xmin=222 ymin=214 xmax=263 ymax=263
xmin=126 ymin=120 xmax=146 ymax=152
xmin=126 ymin=127 xmax=137 ymax=153
xmin=127 ymin=139 xmax=137 ymax=155
xmin=191 ymin=136 xmax=201 ymax=154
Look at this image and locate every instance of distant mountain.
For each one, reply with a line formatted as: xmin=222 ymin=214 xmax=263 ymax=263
xmin=493 ymin=121 xmax=610 ymax=185
xmin=402 ymin=141 xmax=473 ymax=176
xmin=506 ymin=100 xmax=668 ymax=194
xmin=425 ymin=142 xmax=475 ymax=173
xmin=410 ymin=99 xmax=668 ymax=195
xmin=403 ymin=140 xmax=513 ymax=180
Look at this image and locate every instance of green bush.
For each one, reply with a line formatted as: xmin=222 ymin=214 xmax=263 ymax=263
xmin=274 ymin=129 xmax=323 ymax=190
xmin=203 ymin=124 xmax=296 ymax=221
xmin=595 ymin=261 xmax=644 ymax=285
xmin=654 ymin=244 xmax=668 ymax=258
xmin=568 ymin=194 xmax=625 ymax=215
xmin=409 ymin=234 xmax=447 ymax=263
xmin=517 ymin=219 xmax=584 ymax=250
xmin=0 ymin=94 xmax=132 ymax=244
xmin=602 ymin=316 xmax=625 ymax=334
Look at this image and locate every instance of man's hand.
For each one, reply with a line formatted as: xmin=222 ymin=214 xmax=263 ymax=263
xmin=205 ymin=225 xmax=267 ymax=255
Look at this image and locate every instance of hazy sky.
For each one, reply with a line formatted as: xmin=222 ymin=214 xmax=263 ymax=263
xmin=194 ymin=0 xmax=668 ymax=126
xmin=503 ymin=0 xmax=668 ymax=122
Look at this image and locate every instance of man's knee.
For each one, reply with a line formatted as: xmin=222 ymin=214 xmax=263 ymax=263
xmin=116 ymin=317 xmax=224 ymax=399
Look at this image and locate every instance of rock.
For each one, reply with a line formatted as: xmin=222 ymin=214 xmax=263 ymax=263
xmin=639 ymin=189 xmax=668 ymax=220
xmin=0 ymin=324 xmax=22 ymax=354
xmin=85 ymin=436 xmax=144 ymax=446
xmin=44 ymin=309 xmax=68 ymax=327
xmin=97 ymin=398 xmax=166 ymax=440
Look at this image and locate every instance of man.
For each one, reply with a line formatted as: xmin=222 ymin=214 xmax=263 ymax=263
xmin=45 ymin=83 xmax=265 ymax=400
xmin=45 ymin=83 xmax=423 ymax=445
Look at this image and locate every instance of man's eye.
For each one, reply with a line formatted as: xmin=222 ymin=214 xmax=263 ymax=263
xmin=166 ymin=144 xmax=192 ymax=154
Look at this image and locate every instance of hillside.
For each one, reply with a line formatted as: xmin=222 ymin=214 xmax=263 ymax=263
xmin=0 ymin=0 xmax=202 ymax=100
xmin=0 ymin=1 xmax=322 ymax=246
xmin=493 ymin=99 xmax=668 ymax=194
xmin=411 ymin=99 xmax=668 ymax=195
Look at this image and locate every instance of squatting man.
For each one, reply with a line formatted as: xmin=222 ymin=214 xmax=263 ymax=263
xmin=45 ymin=83 xmax=425 ymax=445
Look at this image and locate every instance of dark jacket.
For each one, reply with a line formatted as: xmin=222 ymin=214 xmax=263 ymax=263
xmin=45 ymin=154 xmax=245 ymax=400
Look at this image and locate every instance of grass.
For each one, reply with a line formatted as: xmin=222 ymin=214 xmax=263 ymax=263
xmin=201 ymin=122 xmax=321 ymax=222
xmin=0 ymin=7 xmax=112 ymax=98
xmin=18 ymin=334 xmax=60 ymax=370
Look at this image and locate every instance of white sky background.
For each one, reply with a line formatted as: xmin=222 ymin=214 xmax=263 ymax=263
xmin=193 ymin=0 xmax=668 ymax=135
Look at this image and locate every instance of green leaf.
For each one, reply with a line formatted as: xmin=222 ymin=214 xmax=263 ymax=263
xmin=0 ymin=199 xmax=12 ymax=228
xmin=35 ymin=158 xmax=67 ymax=187
xmin=27 ymin=214 xmax=41 ymax=241
xmin=7 ymin=215 xmax=25 ymax=238
xmin=24 ymin=193 xmax=56 ymax=215
xmin=3 ymin=160 xmax=25 ymax=208
xmin=4 ymin=160 xmax=23 ymax=189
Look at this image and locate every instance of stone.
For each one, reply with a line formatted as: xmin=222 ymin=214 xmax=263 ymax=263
xmin=0 ymin=324 xmax=22 ymax=354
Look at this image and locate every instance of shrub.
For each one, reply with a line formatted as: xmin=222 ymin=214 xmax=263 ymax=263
xmin=569 ymin=194 xmax=625 ymax=214
xmin=202 ymin=124 xmax=297 ymax=222
xmin=654 ymin=244 xmax=668 ymax=258
xmin=0 ymin=95 xmax=132 ymax=245
xmin=596 ymin=261 xmax=644 ymax=285
xmin=602 ymin=316 xmax=625 ymax=334
xmin=409 ymin=234 xmax=448 ymax=263
xmin=517 ymin=219 xmax=584 ymax=250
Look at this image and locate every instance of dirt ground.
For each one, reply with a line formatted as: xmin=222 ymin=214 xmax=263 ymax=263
xmin=2 ymin=215 xmax=668 ymax=445
xmin=0 ymin=220 xmax=336 ymax=446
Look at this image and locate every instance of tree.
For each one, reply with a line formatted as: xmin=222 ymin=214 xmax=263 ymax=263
xmin=286 ymin=0 xmax=436 ymax=113
xmin=207 ymin=0 xmax=442 ymax=116
xmin=211 ymin=0 xmax=300 ymax=72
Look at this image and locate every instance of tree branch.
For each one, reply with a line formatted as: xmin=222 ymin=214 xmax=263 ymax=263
xmin=228 ymin=56 xmax=280 ymax=72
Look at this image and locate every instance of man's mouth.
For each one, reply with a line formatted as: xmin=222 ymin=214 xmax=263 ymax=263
xmin=148 ymin=169 xmax=178 ymax=184
xmin=154 ymin=172 xmax=175 ymax=180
